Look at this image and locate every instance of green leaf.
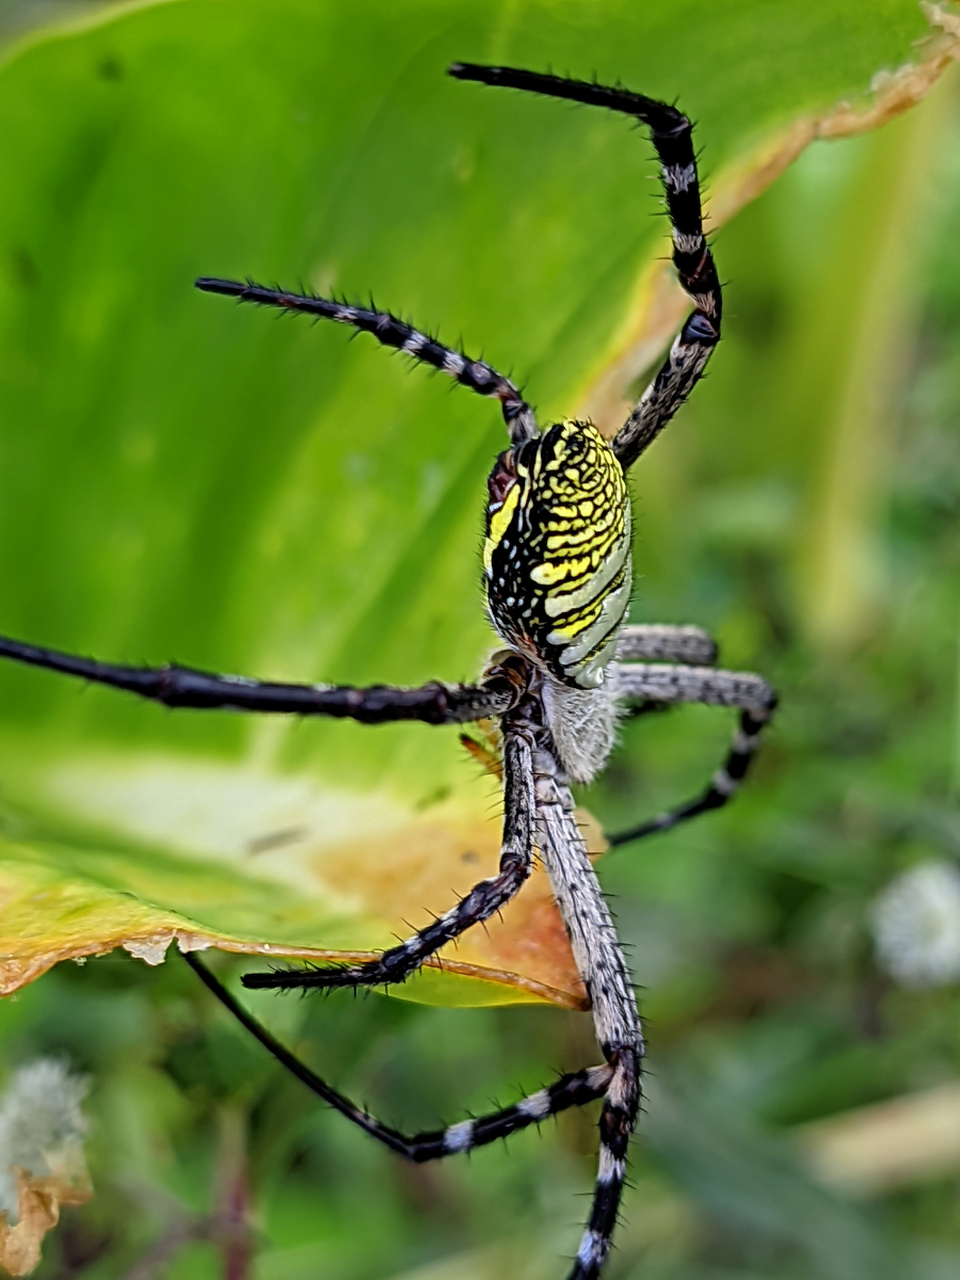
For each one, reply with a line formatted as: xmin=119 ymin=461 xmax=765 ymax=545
xmin=0 ymin=0 xmax=947 ymax=1004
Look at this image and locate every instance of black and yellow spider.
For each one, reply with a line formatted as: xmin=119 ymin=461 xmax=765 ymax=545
xmin=0 ymin=64 xmax=775 ymax=1280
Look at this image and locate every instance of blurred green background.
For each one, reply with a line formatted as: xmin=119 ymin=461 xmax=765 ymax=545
xmin=2 ymin=1 xmax=960 ymax=1278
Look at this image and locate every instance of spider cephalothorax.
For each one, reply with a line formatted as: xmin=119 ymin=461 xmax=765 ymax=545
xmin=0 ymin=61 xmax=777 ymax=1280
xmin=485 ymin=420 xmax=631 ymax=691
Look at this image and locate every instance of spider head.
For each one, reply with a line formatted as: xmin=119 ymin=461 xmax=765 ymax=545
xmin=483 ymin=420 xmax=632 ymax=689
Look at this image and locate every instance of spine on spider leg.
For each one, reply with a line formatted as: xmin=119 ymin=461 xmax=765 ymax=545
xmin=195 ymin=277 xmax=536 ymax=441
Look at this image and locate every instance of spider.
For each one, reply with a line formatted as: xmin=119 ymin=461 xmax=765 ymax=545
xmin=0 ymin=63 xmax=776 ymax=1280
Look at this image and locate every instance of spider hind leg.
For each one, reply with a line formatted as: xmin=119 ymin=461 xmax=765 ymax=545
xmin=573 ymin=1047 xmax=640 ymax=1280
xmin=186 ymin=950 xmax=612 ymax=1163
xmin=609 ymin=662 xmax=776 ymax=846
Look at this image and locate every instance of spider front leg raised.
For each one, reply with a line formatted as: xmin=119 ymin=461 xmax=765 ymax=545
xmin=243 ymin=709 xmax=538 ymax=993
xmin=196 ymin=278 xmax=538 ymax=445
xmin=449 ymin=64 xmax=721 ymax=471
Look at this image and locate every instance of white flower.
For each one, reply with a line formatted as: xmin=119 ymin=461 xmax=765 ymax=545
xmin=0 ymin=1060 xmax=88 ymax=1220
xmin=872 ymin=859 xmax=960 ymax=987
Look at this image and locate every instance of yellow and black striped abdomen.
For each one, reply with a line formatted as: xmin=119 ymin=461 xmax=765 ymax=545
xmin=484 ymin=420 xmax=631 ymax=689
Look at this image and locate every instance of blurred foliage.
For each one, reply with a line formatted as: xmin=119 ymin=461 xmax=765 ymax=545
xmin=1 ymin=2 xmax=960 ymax=1279
xmin=0 ymin=0 xmax=116 ymax=45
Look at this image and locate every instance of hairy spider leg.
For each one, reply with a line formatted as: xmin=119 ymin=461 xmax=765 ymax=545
xmin=608 ymin=662 xmax=777 ymax=846
xmin=195 ymin=278 xmax=538 ymax=445
xmin=615 ymin=623 xmax=717 ymax=666
xmin=447 ymin=63 xmax=721 ymax=470
xmin=0 ymin=635 xmax=517 ymax=724
xmin=244 ymin=717 xmax=537 ymax=993
xmin=532 ymin=719 xmax=643 ymax=1280
xmin=615 ymin=661 xmax=774 ymax=711
xmin=185 ymin=950 xmax=613 ymax=1160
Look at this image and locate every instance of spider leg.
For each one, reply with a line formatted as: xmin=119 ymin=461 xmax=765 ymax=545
xmin=185 ymin=951 xmax=611 ymax=1162
xmin=447 ymin=64 xmax=720 ymax=471
xmin=608 ymin=662 xmax=777 ymax=846
xmin=195 ymin=279 xmax=538 ymax=445
xmin=0 ymin=634 xmax=517 ymax=724
xmin=243 ymin=714 xmax=537 ymax=992
xmin=534 ymin=736 xmax=642 ymax=1280
xmin=615 ymin=623 xmax=716 ymax=666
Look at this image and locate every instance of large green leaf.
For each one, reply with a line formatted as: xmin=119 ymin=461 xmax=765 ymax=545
xmin=0 ymin=0 xmax=947 ymax=1005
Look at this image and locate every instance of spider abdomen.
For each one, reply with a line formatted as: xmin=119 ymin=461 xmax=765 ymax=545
xmin=484 ymin=420 xmax=632 ymax=689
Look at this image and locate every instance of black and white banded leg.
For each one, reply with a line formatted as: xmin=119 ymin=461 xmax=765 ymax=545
xmin=533 ymin=727 xmax=643 ymax=1280
xmin=186 ymin=950 xmax=612 ymax=1161
xmin=609 ymin=662 xmax=777 ymax=846
xmin=244 ymin=714 xmax=537 ymax=993
xmin=195 ymin=279 xmax=538 ymax=445
xmin=447 ymin=64 xmax=720 ymax=471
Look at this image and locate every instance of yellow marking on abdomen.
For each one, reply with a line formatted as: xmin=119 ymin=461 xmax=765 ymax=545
xmin=483 ymin=482 xmax=522 ymax=577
